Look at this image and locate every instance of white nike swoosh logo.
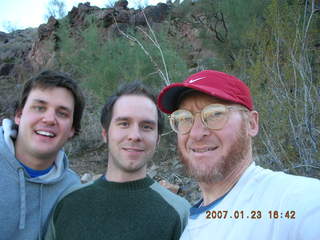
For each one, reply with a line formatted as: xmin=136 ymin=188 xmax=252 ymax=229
xmin=189 ymin=77 xmax=206 ymax=83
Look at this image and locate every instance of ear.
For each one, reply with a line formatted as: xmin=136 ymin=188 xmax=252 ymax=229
xmin=68 ymin=127 xmax=75 ymax=139
xmin=101 ymin=128 xmax=107 ymax=143
xmin=14 ymin=110 xmax=22 ymax=125
xmin=247 ymin=111 xmax=259 ymax=137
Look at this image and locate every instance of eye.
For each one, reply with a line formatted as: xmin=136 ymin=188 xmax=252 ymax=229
xmin=142 ymin=124 xmax=154 ymax=131
xmin=57 ymin=111 xmax=69 ymax=118
xmin=32 ymin=105 xmax=45 ymax=112
xmin=173 ymin=111 xmax=193 ymax=123
xmin=179 ymin=116 xmax=193 ymax=123
xmin=212 ymin=111 xmax=225 ymax=117
xmin=118 ymin=121 xmax=129 ymax=127
xmin=203 ymin=107 xmax=226 ymax=119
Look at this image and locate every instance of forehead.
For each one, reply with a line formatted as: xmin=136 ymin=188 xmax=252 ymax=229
xmin=26 ymin=87 xmax=75 ymax=108
xmin=179 ymin=91 xmax=232 ymax=110
xmin=112 ymin=95 xmax=158 ymax=121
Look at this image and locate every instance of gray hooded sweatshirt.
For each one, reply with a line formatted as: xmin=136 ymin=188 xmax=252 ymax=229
xmin=0 ymin=119 xmax=80 ymax=240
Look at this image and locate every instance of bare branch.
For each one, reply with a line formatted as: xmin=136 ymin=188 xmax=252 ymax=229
xmin=112 ymin=12 xmax=170 ymax=86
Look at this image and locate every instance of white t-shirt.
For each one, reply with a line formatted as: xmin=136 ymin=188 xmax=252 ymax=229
xmin=180 ymin=162 xmax=320 ymax=240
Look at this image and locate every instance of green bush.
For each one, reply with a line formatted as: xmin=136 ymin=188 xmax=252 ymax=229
xmin=56 ymin=19 xmax=189 ymax=99
xmin=173 ymin=0 xmax=319 ymax=177
xmin=232 ymin=0 xmax=320 ymax=176
xmin=54 ymin=0 xmax=319 ymax=179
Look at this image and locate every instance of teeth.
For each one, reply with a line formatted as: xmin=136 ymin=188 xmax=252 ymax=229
xmin=36 ymin=131 xmax=55 ymax=137
xmin=192 ymin=147 xmax=217 ymax=153
xmin=124 ymin=148 xmax=143 ymax=152
xmin=193 ymin=149 xmax=208 ymax=153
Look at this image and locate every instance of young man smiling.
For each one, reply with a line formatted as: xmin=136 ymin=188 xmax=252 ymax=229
xmin=0 ymin=70 xmax=85 ymax=240
xmin=45 ymin=82 xmax=190 ymax=240
xmin=157 ymin=70 xmax=320 ymax=240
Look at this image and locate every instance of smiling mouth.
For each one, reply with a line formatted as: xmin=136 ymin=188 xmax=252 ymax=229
xmin=191 ymin=147 xmax=218 ymax=153
xmin=35 ymin=130 xmax=56 ymax=138
xmin=123 ymin=147 xmax=144 ymax=152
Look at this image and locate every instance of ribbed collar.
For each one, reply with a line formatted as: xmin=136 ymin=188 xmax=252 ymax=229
xmin=96 ymin=175 xmax=155 ymax=192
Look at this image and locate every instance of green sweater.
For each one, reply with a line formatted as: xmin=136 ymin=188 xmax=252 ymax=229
xmin=45 ymin=176 xmax=190 ymax=240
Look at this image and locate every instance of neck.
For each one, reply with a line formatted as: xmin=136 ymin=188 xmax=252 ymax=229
xmin=15 ymin=140 xmax=56 ymax=170
xmin=199 ymin=157 xmax=252 ymax=206
xmin=105 ymin=165 xmax=146 ymax=183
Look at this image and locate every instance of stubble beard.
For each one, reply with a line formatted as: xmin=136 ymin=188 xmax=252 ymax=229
xmin=179 ymin=121 xmax=251 ymax=184
xmin=107 ymin=142 xmax=157 ymax=174
xmin=109 ymin=150 xmax=147 ymax=173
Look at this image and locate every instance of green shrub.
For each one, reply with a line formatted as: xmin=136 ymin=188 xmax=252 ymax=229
xmin=56 ymin=20 xmax=188 ymax=99
xmin=232 ymin=0 xmax=320 ymax=177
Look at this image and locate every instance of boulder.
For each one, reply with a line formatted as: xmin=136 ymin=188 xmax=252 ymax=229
xmin=38 ymin=16 xmax=59 ymax=40
xmin=131 ymin=3 xmax=170 ymax=26
xmin=114 ymin=0 xmax=129 ymax=10
xmin=69 ymin=2 xmax=100 ymax=28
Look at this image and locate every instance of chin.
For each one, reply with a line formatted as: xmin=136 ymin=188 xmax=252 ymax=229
xmin=178 ymin=123 xmax=251 ymax=184
xmin=180 ymin=154 xmax=225 ymax=183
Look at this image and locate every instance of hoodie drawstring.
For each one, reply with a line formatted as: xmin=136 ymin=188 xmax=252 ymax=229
xmin=18 ymin=168 xmax=26 ymax=230
xmin=38 ymin=184 xmax=44 ymax=239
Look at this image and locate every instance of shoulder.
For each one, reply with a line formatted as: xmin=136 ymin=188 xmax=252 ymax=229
xmin=150 ymin=181 xmax=191 ymax=232
xmin=254 ymin=166 xmax=320 ymax=193
xmin=45 ymin=181 xmax=98 ymax=240
xmin=281 ymin=173 xmax=320 ymax=206
xmin=236 ymin=165 xmax=320 ymax=209
xmin=64 ymin=168 xmax=81 ymax=184
xmin=249 ymin=166 xmax=320 ymax=210
xmin=276 ymin=174 xmax=320 ymax=238
xmin=150 ymin=181 xmax=191 ymax=213
xmin=53 ymin=180 xmax=97 ymax=221
xmin=58 ymin=178 xmax=99 ymax=203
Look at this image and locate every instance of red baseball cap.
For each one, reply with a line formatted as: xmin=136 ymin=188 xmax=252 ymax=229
xmin=157 ymin=70 xmax=253 ymax=114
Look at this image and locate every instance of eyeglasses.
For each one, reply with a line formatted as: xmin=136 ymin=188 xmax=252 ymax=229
xmin=169 ymin=104 xmax=247 ymax=134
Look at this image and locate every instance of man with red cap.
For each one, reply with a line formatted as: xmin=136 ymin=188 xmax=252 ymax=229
xmin=157 ymin=70 xmax=320 ymax=240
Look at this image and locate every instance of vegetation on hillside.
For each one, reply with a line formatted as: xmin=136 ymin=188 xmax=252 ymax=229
xmin=55 ymin=0 xmax=319 ymax=179
xmin=56 ymin=18 xmax=188 ymax=97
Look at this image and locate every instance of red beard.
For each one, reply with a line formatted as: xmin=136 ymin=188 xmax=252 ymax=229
xmin=179 ymin=120 xmax=251 ymax=184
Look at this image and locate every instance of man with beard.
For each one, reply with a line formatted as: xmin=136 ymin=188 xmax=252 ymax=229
xmin=45 ymin=81 xmax=190 ymax=240
xmin=157 ymin=70 xmax=320 ymax=240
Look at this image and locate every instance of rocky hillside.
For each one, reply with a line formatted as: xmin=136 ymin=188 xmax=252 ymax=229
xmin=0 ymin=1 xmax=202 ymax=203
xmin=1 ymin=0 xmax=319 ymax=203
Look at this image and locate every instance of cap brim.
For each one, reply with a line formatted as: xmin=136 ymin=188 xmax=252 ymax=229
xmin=158 ymin=83 xmax=189 ymax=114
xmin=158 ymin=82 xmax=237 ymax=114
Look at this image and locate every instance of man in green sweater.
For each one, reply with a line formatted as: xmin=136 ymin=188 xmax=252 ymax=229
xmin=45 ymin=81 xmax=190 ymax=240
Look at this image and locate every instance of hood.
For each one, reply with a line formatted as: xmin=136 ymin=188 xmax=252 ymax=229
xmin=1 ymin=118 xmax=70 ymax=184
xmin=0 ymin=118 xmax=72 ymax=234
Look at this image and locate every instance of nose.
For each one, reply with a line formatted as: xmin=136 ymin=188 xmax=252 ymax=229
xmin=188 ymin=114 xmax=210 ymax=140
xmin=127 ymin=124 xmax=142 ymax=142
xmin=42 ymin=109 xmax=57 ymax=125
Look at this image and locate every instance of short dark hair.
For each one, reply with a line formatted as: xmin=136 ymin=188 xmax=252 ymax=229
xmin=16 ymin=70 xmax=85 ymax=136
xmin=100 ymin=81 xmax=164 ymax=135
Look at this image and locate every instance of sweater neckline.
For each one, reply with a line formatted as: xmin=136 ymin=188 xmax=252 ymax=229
xmin=96 ymin=175 xmax=154 ymax=191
